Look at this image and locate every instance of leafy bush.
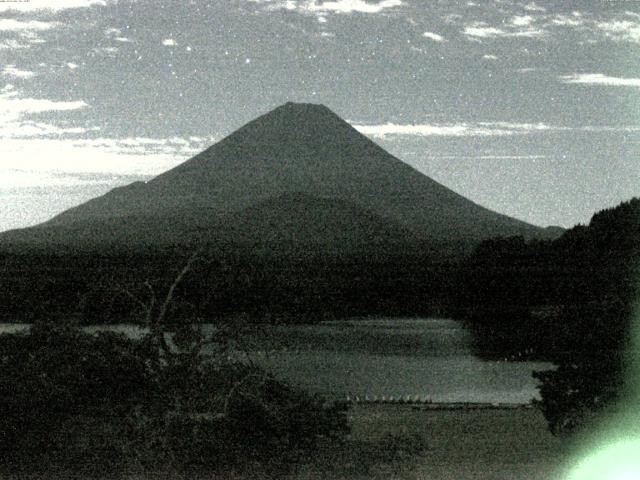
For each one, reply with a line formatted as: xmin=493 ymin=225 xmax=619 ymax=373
xmin=126 ymin=359 xmax=349 ymax=471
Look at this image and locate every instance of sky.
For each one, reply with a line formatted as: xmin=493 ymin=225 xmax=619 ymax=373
xmin=0 ymin=0 xmax=639 ymax=231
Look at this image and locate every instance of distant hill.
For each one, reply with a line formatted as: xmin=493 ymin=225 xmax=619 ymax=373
xmin=0 ymin=102 xmax=558 ymax=252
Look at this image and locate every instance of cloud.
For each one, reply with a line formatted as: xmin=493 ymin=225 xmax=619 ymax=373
xmin=511 ymin=15 xmax=534 ymax=27
xmin=0 ymin=137 xmax=209 ymax=178
xmin=0 ymin=18 xmax=58 ymax=50
xmin=560 ymin=73 xmax=640 ymax=87
xmin=577 ymin=126 xmax=640 ymax=132
xmin=94 ymin=46 xmax=119 ymax=55
xmin=302 ymin=0 xmax=403 ymax=13
xmin=0 ymin=84 xmax=222 ymax=180
xmin=422 ymin=31 xmax=444 ymax=42
xmin=463 ymin=25 xmax=504 ymax=38
xmin=550 ymin=14 xmax=583 ymax=27
xmin=352 ymin=121 xmax=553 ymax=138
xmin=595 ymin=19 xmax=640 ymax=44
xmin=523 ymin=2 xmax=545 ymax=12
xmin=0 ymin=88 xmax=91 ymax=143
xmin=432 ymin=155 xmax=549 ymax=160
xmin=0 ymin=94 xmax=88 ymax=120
xmin=483 ymin=54 xmax=498 ymax=60
xmin=0 ymin=0 xmax=105 ymax=12
xmin=0 ymin=39 xmax=31 ymax=50
xmin=463 ymin=23 xmax=545 ymax=39
xmin=104 ymin=27 xmax=132 ymax=42
xmin=162 ymin=38 xmax=177 ymax=46
xmin=353 ymin=120 xmax=640 ymax=138
xmin=2 ymin=65 xmax=36 ymax=79
xmin=0 ymin=169 xmax=107 ymax=189
xmin=253 ymin=0 xmax=403 ymax=15
xmin=0 ymin=19 xmax=56 ymax=31
xmin=0 ymin=103 xmax=214 ymax=190
xmin=544 ymin=13 xmax=640 ymax=45
xmin=3 ymin=121 xmax=98 ymax=138
xmin=0 ymin=87 xmax=216 ymax=171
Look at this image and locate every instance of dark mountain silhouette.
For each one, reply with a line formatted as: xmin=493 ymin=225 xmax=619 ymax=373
xmin=220 ymin=192 xmax=420 ymax=251
xmin=0 ymin=102 xmax=558 ymax=251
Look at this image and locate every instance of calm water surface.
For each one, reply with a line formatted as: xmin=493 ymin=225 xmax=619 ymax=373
xmin=0 ymin=318 xmax=552 ymax=404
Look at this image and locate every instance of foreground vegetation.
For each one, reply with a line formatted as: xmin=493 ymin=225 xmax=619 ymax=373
xmin=0 ymin=402 xmax=570 ymax=480
xmin=0 ymin=319 xmax=349 ymax=477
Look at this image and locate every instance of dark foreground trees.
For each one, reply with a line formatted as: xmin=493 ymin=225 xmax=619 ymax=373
xmin=534 ymin=200 xmax=638 ymax=435
xmin=457 ymin=198 xmax=639 ymax=435
xmin=0 ymin=311 xmax=348 ymax=476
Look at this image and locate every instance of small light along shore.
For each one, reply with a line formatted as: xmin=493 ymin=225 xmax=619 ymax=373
xmin=343 ymin=394 xmax=533 ymax=410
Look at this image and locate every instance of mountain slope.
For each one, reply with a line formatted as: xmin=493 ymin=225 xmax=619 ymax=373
xmin=1 ymin=102 xmax=556 ymax=249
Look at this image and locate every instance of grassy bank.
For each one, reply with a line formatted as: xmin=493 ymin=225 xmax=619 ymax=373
xmin=1 ymin=405 xmax=571 ymax=480
xmin=286 ymin=404 xmax=571 ymax=480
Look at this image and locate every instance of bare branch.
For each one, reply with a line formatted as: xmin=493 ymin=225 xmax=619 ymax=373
xmin=155 ymin=249 xmax=202 ymax=327
xmin=142 ymin=249 xmax=203 ymax=362
xmin=119 ymin=287 xmax=150 ymax=313
xmin=222 ymin=370 xmax=270 ymax=416
xmin=143 ymin=280 xmax=157 ymax=326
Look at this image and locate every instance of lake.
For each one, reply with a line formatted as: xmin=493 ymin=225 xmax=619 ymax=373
xmin=0 ymin=318 xmax=552 ymax=404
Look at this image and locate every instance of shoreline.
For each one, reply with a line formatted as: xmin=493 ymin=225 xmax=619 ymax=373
xmin=342 ymin=399 xmax=534 ymax=409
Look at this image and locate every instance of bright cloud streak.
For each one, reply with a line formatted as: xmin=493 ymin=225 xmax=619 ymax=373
xmin=595 ymin=19 xmax=640 ymax=43
xmin=422 ymin=31 xmax=445 ymax=42
xmin=463 ymin=26 xmax=505 ymax=38
xmin=254 ymin=0 xmax=403 ymax=14
xmin=560 ymin=73 xmax=640 ymax=87
xmin=512 ymin=15 xmax=534 ymax=27
xmin=0 ymin=94 xmax=88 ymax=121
xmin=0 ymin=139 xmax=189 ymax=177
xmin=463 ymin=23 xmax=546 ymax=39
xmin=0 ymin=19 xmax=56 ymax=31
xmin=523 ymin=2 xmax=546 ymax=13
xmin=0 ymin=138 xmax=213 ymax=178
xmin=550 ymin=14 xmax=583 ymax=27
xmin=353 ymin=121 xmax=553 ymax=138
xmin=2 ymin=66 xmax=36 ymax=79
xmin=0 ymin=88 xmax=92 ymax=142
xmin=353 ymin=121 xmax=640 ymax=138
xmin=3 ymin=121 xmax=97 ymax=138
xmin=0 ymin=39 xmax=30 ymax=50
xmin=303 ymin=0 xmax=402 ymax=14
xmin=0 ymin=170 xmax=120 ymax=189
xmin=431 ymin=155 xmax=549 ymax=160
xmin=0 ymin=0 xmax=105 ymax=12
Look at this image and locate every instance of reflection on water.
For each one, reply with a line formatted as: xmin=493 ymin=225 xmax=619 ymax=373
xmin=0 ymin=318 xmax=552 ymax=404
xmin=253 ymin=318 xmax=551 ymax=403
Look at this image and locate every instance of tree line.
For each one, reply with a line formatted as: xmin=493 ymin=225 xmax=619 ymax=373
xmin=454 ymin=198 xmax=639 ymax=434
xmin=0 ymin=197 xmax=637 ymax=439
